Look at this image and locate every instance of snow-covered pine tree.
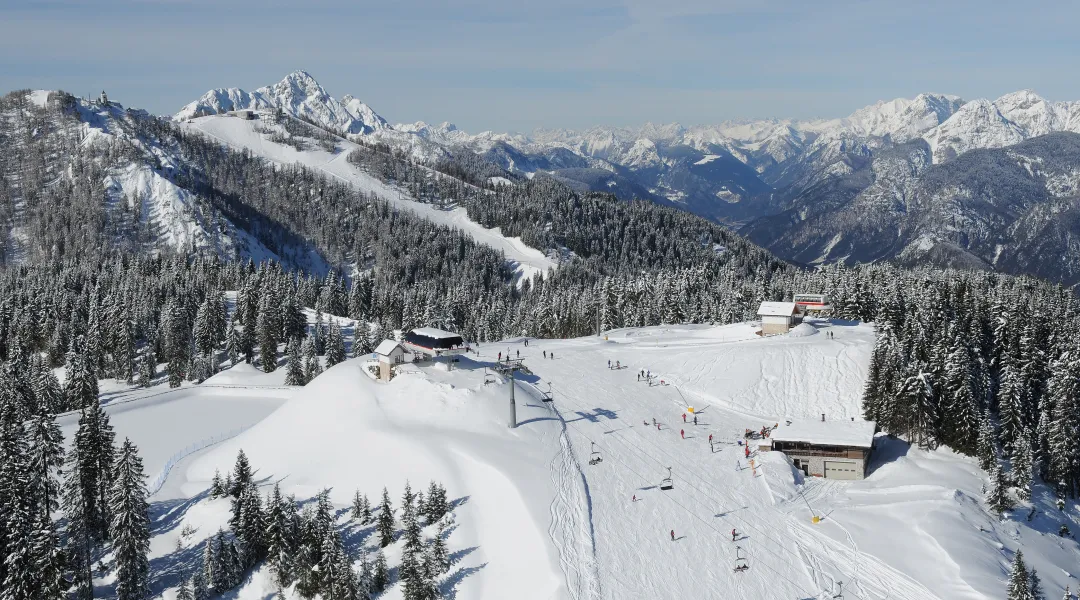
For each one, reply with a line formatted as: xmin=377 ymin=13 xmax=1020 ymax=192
xmin=1006 ymin=550 xmax=1032 ymax=600
xmin=61 ymin=442 xmax=94 ymax=600
xmin=29 ymin=512 xmax=66 ymax=600
xmin=230 ymin=449 xmax=253 ymax=498
xmin=1030 ymin=567 xmax=1044 ymax=600
xmin=371 ymin=550 xmax=389 ymax=593
xmin=233 ymin=481 xmax=266 ymax=567
xmin=64 ymin=337 xmax=99 ymax=409
xmin=176 ymin=574 xmax=194 ymax=600
xmin=284 ymin=337 xmax=306 ymax=386
xmin=25 ymin=412 xmax=64 ymax=520
xmin=988 ymin=464 xmax=1013 ymax=517
xmin=326 ymin=321 xmax=346 ymax=367
xmin=353 ymin=322 xmax=374 ymax=358
xmin=257 ymin=289 xmax=280 ymax=373
xmin=137 ymin=342 xmax=156 ymax=388
xmin=109 ymin=438 xmax=150 ymax=600
xmin=977 ymin=415 xmax=998 ymax=474
xmin=302 ymin=336 xmax=322 ymax=382
xmin=356 ymin=547 xmax=372 ymax=599
xmin=31 ymin=357 xmax=63 ymax=414
xmin=377 ymin=487 xmax=395 ymax=547
xmin=0 ymin=398 xmax=34 ymax=599
xmin=426 ymin=519 xmax=450 ymax=576
xmin=265 ymin=483 xmax=294 ymax=590
xmin=400 ymin=483 xmax=427 ymax=600
xmin=210 ymin=470 xmax=225 ymax=498
xmin=74 ymin=399 xmax=116 ymax=540
xmin=202 ymin=537 xmax=216 ymax=594
xmin=191 ymin=563 xmax=210 ymax=600
xmin=1013 ymin=429 xmax=1035 ymax=502
xmin=425 ymin=481 xmax=448 ymax=523
xmin=1047 ymin=350 xmax=1080 ymax=497
xmin=211 ymin=530 xmax=230 ymax=591
xmin=351 ymin=489 xmax=365 ymax=520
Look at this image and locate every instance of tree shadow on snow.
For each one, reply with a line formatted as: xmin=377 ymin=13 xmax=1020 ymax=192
xmin=440 ymin=559 xmax=487 ymax=600
xmin=150 ymin=488 xmax=212 ymax=539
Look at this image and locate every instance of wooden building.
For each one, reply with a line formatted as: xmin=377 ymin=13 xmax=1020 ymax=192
xmin=374 ymin=340 xmax=409 ymax=382
xmin=757 ymin=301 xmax=802 ymax=335
xmin=762 ymin=418 xmax=877 ymax=480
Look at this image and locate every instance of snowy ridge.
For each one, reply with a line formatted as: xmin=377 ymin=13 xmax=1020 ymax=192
xmin=181 ymin=114 xmax=556 ymax=281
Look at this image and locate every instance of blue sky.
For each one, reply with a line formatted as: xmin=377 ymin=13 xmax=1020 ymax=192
xmin=2 ymin=0 xmax=1079 ymax=132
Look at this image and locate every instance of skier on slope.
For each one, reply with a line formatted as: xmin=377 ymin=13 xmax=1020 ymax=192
xmin=543 ymin=350 xmax=547 ymax=359
xmin=616 ymin=360 xmax=620 ymax=369
xmin=708 ymin=433 xmax=713 ymax=444
xmin=682 ymin=413 xmax=687 ymax=423
xmin=608 ymin=360 xmax=611 ymax=369
xmin=498 ymin=352 xmax=502 ymax=361
xmin=670 ymin=530 xmax=675 ymax=542
xmin=744 ymin=445 xmax=750 ymax=458
xmin=731 ymin=528 xmax=737 ymax=541
xmin=633 ymin=494 xmax=637 ymax=502
xmin=693 ymin=415 xmax=698 ymax=426
xmin=680 ymin=429 xmax=685 ymax=439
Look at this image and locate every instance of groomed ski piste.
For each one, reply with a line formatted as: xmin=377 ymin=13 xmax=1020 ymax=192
xmin=74 ymin=316 xmax=1080 ymax=599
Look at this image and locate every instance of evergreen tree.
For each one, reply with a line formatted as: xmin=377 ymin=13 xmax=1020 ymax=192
xmin=257 ymin=290 xmax=280 ymax=373
xmin=377 ymin=486 xmax=395 ymax=547
xmin=284 ymin=337 xmax=306 ymax=386
xmin=1013 ymin=429 xmax=1035 ymax=502
xmin=109 ymin=438 xmax=151 ymax=600
xmin=371 ymin=550 xmax=389 ymax=593
xmin=74 ymin=400 xmax=116 ymax=540
xmin=353 ymin=322 xmax=374 ymax=357
xmin=400 ymin=483 xmax=426 ymax=600
xmin=265 ymin=484 xmax=294 ymax=590
xmin=351 ymin=489 xmax=365 ymax=520
xmin=977 ymin=415 xmax=998 ymax=473
xmin=192 ymin=568 xmax=209 ymax=600
xmin=60 ymin=442 xmax=94 ymax=600
xmin=302 ymin=337 xmax=322 ymax=382
xmin=201 ymin=538 xmax=216 ymax=594
xmin=1006 ymin=550 xmax=1033 ymax=600
xmin=210 ymin=469 xmax=225 ymax=498
xmin=0 ymin=399 xmax=34 ymax=600
xmin=1030 ymin=568 xmax=1045 ymax=600
xmin=25 ymin=412 xmax=64 ymax=519
xmin=176 ymin=574 xmax=194 ymax=600
xmin=426 ymin=519 xmax=450 ymax=576
xmin=64 ymin=338 xmax=99 ymax=409
xmin=31 ymin=358 xmax=63 ymax=414
xmin=326 ymin=322 xmax=346 ymax=367
xmin=137 ymin=343 xmax=156 ymax=388
xmin=988 ymin=464 xmax=1014 ymax=516
xmin=230 ymin=449 xmax=252 ymax=498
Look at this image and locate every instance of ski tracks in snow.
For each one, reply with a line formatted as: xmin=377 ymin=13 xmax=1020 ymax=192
xmin=548 ymin=405 xmax=603 ymax=600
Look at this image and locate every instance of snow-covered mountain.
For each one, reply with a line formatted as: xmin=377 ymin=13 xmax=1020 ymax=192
xmin=923 ymin=90 xmax=1080 ymax=162
xmin=176 ymin=70 xmax=389 ymax=135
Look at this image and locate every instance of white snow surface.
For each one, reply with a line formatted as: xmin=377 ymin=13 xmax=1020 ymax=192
xmin=181 ymin=114 xmax=556 ymax=282
xmin=769 ymin=418 xmax=877 ymax=448
xmin=111 ymin=318 xmax=1080 ymax=600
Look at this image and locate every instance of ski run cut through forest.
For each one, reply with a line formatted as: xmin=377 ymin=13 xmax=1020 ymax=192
xmin=3 ymin=86 xmax=1080 ymax=600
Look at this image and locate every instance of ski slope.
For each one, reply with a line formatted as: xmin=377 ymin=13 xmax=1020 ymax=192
xmin=116 ymin=318 xmax=1080 ymax=599
xmin=182 ymin=115 xmax=556 ymax=282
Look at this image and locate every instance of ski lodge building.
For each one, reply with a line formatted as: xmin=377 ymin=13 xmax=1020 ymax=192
xmin=757 ymin=301 xmax=802 ymax=335
xmin=374 ymin=340 xmax=409 ymax=382
xmin=402 ymin=327 xmax=468 ymax=358
xmin=761 ymin=418 xmax=877 ymax=480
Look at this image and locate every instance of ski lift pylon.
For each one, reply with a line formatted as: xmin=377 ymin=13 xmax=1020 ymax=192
xmin=659 ymin=466 xmax=674 ymax=491
xmin=541 ymin=383 xmax=553 ymax=403
xmin=588 ymin=442 xmax=603 ymax=466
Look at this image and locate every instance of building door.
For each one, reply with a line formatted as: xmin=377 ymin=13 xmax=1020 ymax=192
xmin=823 ymin=460 xmax=858 ymax=480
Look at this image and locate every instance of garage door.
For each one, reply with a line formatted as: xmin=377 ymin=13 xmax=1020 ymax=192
xmin=823 ymin=460 xmax=859 ymax=480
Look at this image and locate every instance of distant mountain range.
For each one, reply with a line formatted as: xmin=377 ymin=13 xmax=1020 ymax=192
xmin=42 ymin=70 xmax=1067 ymax=284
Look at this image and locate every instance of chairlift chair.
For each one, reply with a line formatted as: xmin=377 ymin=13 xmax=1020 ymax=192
xmin=659 ymin=466 xmax=674 ymax=491
xmin=541 ymin=383 xmax=554 ymax=403
xmin=734 ymin=546 xmax=749 ymax=572
xmin=588 ymin=442 xmax=603 ymax=466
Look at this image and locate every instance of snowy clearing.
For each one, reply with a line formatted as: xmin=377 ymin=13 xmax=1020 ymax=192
xmin=117 ymin=318 xmax=1080 ymax=599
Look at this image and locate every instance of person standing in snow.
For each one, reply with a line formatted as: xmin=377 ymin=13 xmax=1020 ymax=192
xmin=670 ymin=530 xmax=675 ymax=542
xmin=543 ymin=350 xmax=547 ymax=359
xmin=693 ymin=415 xmax=698 ymax=426
xmin=652 ymin=417 xmax=657 ymax=427
xmin=657 ymin=423 xmax=661 ymax=431
xmin=731 ymin=529 xmax=737 ymax=541
xmin=708 ymin=433 xmax=713 ymax=444
xmin=632 ymin=494 xmax=636 ymax=502
xmin=498 ymin=351 xmax=502 ymax=361
xmin=550 ymin=352 xmax=554 ymax=360
xmin=608 ymin=359 xmax=611 ymax=369
xmin=680 ymin=429 xmax=685 ymax=439
xmin=516 ymin=349 xmax=520 ymax=358
xmin=682 ymin=413 xmax=687 ymax=423
xmin=637 ymin=373 xmax=640 ymax=381
xmin=616 ymin=360 xmax=620 ymax=369
xmin=744 ymin=445 xmax=750 ymax=458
